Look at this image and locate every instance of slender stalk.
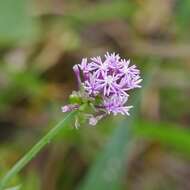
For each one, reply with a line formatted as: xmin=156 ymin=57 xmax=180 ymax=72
xmin=0 ymin=111 xmax=76 ymax=190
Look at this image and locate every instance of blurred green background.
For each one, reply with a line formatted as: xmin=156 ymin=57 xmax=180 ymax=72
xmin=0 ymin=0 xmax=190 ymax=189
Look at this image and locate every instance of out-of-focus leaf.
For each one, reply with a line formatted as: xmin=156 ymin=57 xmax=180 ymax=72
xmin=134 ymin=121 xmax=190 ymax=156
xmin=79 ymin=119 xmax=133 ymax=190
xmin=22 ymin=171 xmax=40 ymax=190
xmin=176 ymin=0 xmax=190 ymax=34
xmin=0 ymin=0 xmax=40 ymax=46
xmin=66 ymin=1 xmax=135 ymax=26
xmin=5 ymin=185 xmax=21 ymax=190
xmin=160 ymin=88 xmax=190 ymax=121
xmin=0 ymin=62 xmax=44 ymax=111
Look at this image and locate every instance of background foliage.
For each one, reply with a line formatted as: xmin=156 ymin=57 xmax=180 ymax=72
xmin=0 ymin=0 xmax=190 ymax=189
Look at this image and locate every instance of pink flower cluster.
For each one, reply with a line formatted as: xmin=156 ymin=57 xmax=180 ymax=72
xmin=62 ymin=52 xmax=142 ymax=127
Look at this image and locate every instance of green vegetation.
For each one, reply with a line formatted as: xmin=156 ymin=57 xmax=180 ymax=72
xmin=0 ymin=0 xmax=190 ymax=189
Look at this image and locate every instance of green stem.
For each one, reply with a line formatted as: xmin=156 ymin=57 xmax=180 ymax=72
xmin=0 ymin=111 xmax=76 ymax=190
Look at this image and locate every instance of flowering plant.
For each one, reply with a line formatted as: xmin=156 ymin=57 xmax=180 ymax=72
xmin=62 ymin=52 xmax=142 ymax=127
xmin=0 ymin=52 xmax=142 ymax=189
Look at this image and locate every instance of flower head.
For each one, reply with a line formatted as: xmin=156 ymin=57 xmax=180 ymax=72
xmin=62 ymin=52 xmax=142 ymax=127
xmin=103 ymin=95 xmax=133 ymax=116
